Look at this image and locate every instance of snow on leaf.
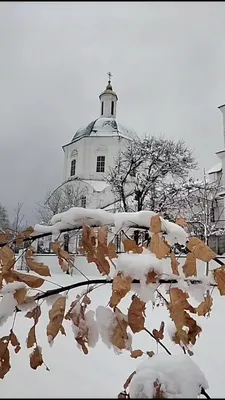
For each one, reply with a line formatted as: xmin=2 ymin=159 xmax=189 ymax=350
xmin=195 ymin=295 xmax=213 ymax=317
xmin=150 ymin=234 xmax=169 ymax=259
xmin=214 ymin=266 xmax=225 ymax=295
xmin=150 ymin=215 xmax=162 ymax=234
xmin=182 ymin=253 xmax=197 ymax=277
xmin=130 ymin=349 xmax=143 ymax=358
xmin=152 ymin=321 xmax=165 ymax=340
xmin=0 ymin=337 xmax=10 ymax=379
xmin=109 ymin=273 xmax=132 ymax=308
xmin=128 ymin=295 xmax=146 ymax=333
xmin=25 ymin=248 xmax=51 ymax=277
xmin=122 ymin=238 xmax=143 ymax=254
xmin=170 ymin=252 xmax=179 ymax=276
xmin=10 ymin=271 xmax=44 ymax=288
xmin=47 ymin=297 xmax=66 ymax=344
xmin=30 ymin=346 xmax=43 ymax=370
xmin=187 ymin=238 xmax=216 ymax=262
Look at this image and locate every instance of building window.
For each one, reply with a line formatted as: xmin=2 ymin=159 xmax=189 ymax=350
xmin=70 ymin=159 xmax=76 ymax=176
xmin=101 ymin=102 xmax=104 ymax=116
xmin=96 ymin=156 xmax=105 ymax=172
xmin=111 ymin=101 xmax=114 ymax=115
xmin=81 ymin=196 xmax=86 ymax=208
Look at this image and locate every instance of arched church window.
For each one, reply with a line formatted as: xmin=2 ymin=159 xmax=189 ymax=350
xmin=111 ymin=101 xmax=114 ymax=115
xmin=101 ymin=102 xmax=104 ymax=116
xmin=96 ymin=156 xmax=105 ymax=172
xmin=70 ymin=159 xmax=76 ymax=176
xmin=81 ymin=196 xmax=86 ymax=208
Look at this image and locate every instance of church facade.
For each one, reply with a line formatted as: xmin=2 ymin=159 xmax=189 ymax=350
xmin=52 ymin=76 xmax=135 ymax=212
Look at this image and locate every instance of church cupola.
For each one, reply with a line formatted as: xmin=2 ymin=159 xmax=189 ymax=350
xmin=99 ymin=72 xmax=118 ymax=118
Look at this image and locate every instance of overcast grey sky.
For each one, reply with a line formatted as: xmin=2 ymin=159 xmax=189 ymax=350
xmin=1 ymin=1 xmax=225 ymax=224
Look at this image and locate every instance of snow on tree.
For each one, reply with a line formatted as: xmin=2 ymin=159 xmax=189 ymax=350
xmin=0 ymin=203 xmax=10 ymax=231
xmin=0 ymin=207 xmax=223 ymax=397
xmin=107 ymin=135 xmax=197 ymax=213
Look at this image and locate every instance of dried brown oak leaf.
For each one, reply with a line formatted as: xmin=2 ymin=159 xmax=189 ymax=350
xmin=146 ymin=270 xmax=158 ymax=284
xmin=123 ymin=371 xmax=136 ymax=390
xmin=25 ymin=248 xmax=51 ymax=277
xmin=30 ymin=346 xmax=43 ymax=370
xmin=10 ymin=330 xmax=21 ymax=354
xmin=52 ymin=241 xmax=75 ymax=273
xmin=0 ymin=337 xmax=10 ymax=379
xmin=187 ymin=237 xmax=216 ymax=262
xmin=7 ymin=270 xmax=44 ymax=288
xmin=150 ymin=234 xmax=169 ymax=259
xmin=214 ymin=265 xmax=225 ymax=295
xmin=152 ymin=321 xmax=165 ymax=340
xmin=0 ymin=246 xmax=15 ymax=273
xmin=170 ymin=252 xmax=179 ymax=276
xmin=195 ymin=295 xmax=213 ymax=317
xmin=25 ymin=305 xmax=41 ymax=348
xmin=13 ymin=287 xmax=27 ymax=305
xmin=110 ymin=274 xmax=132 ymax=308
xmin=122 ymin=238 xmax=143 ymax=254
xmin=107 ymin=242 xmax=118 ymax=260
xmin=130 ymin=349 xmax=143 ymax=358
xmin=47 ymin=296 xmax=66 ymax=343
xmin=128 ymin=295 xmax=146 ymax=333
xmin=15 ymin=226 xmax=34 ymax=248
xmin=111 ymin=309 xmax=129 ymax=350
xmin=182 ymin=253 xmax=197 ymax=277
xmin=169 ymin=287 xmax=196 ymax=314
xmin=175 ymin=217 xmax=188 ymax=228
xmin=150 ymin=215 xmax=162 ymax=234
xmin=153 ymin=380 xmax=166 ymax=398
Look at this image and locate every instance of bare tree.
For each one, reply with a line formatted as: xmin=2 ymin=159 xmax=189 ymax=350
xmin=107 ymin=135 xmax=197 ymax=212
xmin=0 ymin=203 xmax=10 ymax=232
xmin=10 ymin=202 xmax=28 ymax=234
xmin=36 ymin=181 xmax=87 ymax=224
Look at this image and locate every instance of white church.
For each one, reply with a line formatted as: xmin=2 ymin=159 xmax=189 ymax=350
xmin=51 ymin=73 xmax=135 ymax=213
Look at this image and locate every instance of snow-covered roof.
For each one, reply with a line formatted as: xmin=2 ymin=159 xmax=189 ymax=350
xmin=71 ymin=117 xmax=136 ymax=142
xmin=82 ymin=180 xmax=110 ymax=192
xmin=207 ymin=162 xmax=222 ymax=175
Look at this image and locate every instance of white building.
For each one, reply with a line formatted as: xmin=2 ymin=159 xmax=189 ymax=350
xmin=207 ymin=104 xmax=225 ymax=229
xmin=50 ymin=75 xmax=135 ymax=213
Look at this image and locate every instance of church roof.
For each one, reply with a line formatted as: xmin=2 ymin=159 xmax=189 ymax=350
xmin=207 ymin=162 xmax=222 ymax=174
xmin=71 ymin=117 xmax=136 ymax=143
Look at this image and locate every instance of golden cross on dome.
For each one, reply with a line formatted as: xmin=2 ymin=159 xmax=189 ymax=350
xmin=107 ymin=71 xmax=112 ymax=83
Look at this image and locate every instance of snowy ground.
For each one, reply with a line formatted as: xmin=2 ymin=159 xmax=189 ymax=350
xmin=0 ymin=259 xmax=225 ymax=398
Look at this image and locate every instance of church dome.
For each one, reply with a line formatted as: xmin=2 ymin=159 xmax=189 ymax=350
xmin=71 ymin=117 xmax=135 ymax=142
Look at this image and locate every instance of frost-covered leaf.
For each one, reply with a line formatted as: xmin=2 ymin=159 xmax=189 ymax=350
xmin=182 ymin=253 xmax=197 ymax=277
xmin=195 ymin=295 xmax=213 ymax=316
xmin=25 ymin=248 xmax=51 ymax=277
xmin=47 ymin=297 xmax=66 ymax=344
xmin=214 ymin=266 xmax=225 ymax=295
xmin=187 ymin=238 xmax=216 ymax=262
xmin=152 ymin=321 xmax=165 ymax=340
xmin=150 ymin=215 xmax=161 ymax=233
xmin=30 ymin=346 xmax=43 ymax=370
xmin=130 ymin=349 xmax=143 ymax=358
xmin=170 ymin=252 xmax=179 ymax=276
xmin=109 ymin=273 xmax=132 ymax=308
xmin=128 ymin=295 xmax=146 ymax=333
xmin=150 ymin=234 xmax=169 ymax=259
xmin=122 ymin=238 xmax=143 ymax=254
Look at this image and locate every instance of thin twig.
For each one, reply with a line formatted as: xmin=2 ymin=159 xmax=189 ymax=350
xmin=144 ymin=327 xmax=171 ymax=355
